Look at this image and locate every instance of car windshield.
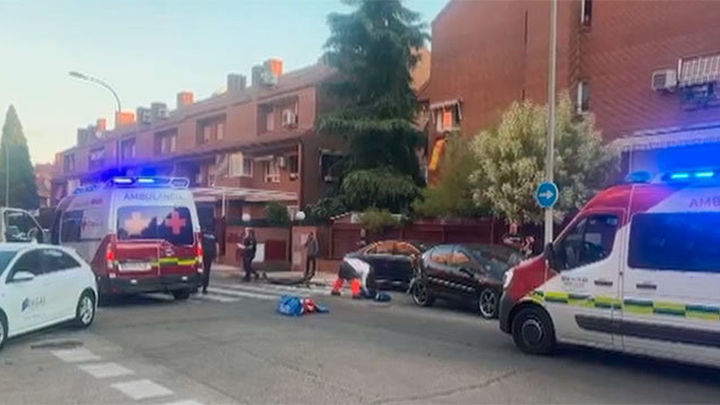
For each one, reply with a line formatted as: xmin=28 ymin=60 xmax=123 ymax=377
xmin=471 ymin=245 xmax=523 ymax=268
xmin=0 ymin=250 xmax=18 ymax=276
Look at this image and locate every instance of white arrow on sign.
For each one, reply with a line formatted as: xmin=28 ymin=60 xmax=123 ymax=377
xmin=538 ymin=190 xmax=555 ymax=199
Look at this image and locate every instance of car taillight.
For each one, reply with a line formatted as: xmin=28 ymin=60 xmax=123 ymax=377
xmin=196 ymin=244 xmax=204 ymax=273
xmin=106 ymin=245 xmax=116 ymax=271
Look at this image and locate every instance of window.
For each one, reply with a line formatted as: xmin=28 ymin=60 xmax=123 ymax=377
xmin=64 ymin=154 xmax=76 ymax=173
xmin=41 ymin=249 xmax=80 ymax=273
xmin=60 ymin=210 xmax=83 ymax=243
xmin=263 ymin=160 xmax=280 ymax=183
xmin=156 ymin=129 xmax=178 ymax=155
xmin=428 ymin=245 xmax=453 ymax=265
xmin=394 ymin=242 xmax=420 ymax=257
xmin=4 ymin=211 xmax=41 ymax=242
xmin=629 ymin=213 xmax=720 ymax=272
xmin=10 ymin=250 xmax=43 ymax=278
xmin=281 ymin=107 xmax=298 ymax=128
xmin=581 ymin=0 xmax=592 ymax=26
xmin=450 ymin=249 xmax=472 ymax=266
xmin=554 ymin=214 xmax=618 ymax=271
xmin=217 ymin=121 xmax=224 ymax=140
xmin=368 ymin=241 xmax=394 ymax=255
xmin=434 ymin=104 xmax=461 ymax=132
xmin=265 ymin=109 xmax=274 ymax=132
xmin=117 ymin=206 xmax=194 ymax=246
xmin=88 ymin=147 xmax=105 ymax=170
xmin=121 ymin=138 xmax=136 ymax=161
xmin=287 ymin=154 xmax=299 ymax=179
xmin=320 ymin=152 xmax=343 ymax=182
xmin=197 ymin=117 xmax=226 ymax=145
xmin=229 ymin=152 xmax=253 ymax=177
xmin=0 ymin=251 xmax=18 ymax=277
xmin=577 ymin=80 xmax=590 ymax=113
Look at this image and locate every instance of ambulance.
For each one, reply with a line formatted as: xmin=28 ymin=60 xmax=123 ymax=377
xmin=499 ymin=169 xmax=720 ymax=367
xmin=51 ymin=177 xmax=203 ymax=300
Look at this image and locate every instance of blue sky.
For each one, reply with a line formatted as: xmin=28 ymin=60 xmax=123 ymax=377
xmin=0 ymin=0 xmax=446 ymax=164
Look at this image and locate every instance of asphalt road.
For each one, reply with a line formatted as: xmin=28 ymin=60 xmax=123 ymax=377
xmin=3 ymin=278 xmax=720 ymax=404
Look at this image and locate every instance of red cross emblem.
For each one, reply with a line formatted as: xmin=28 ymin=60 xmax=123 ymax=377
xmin=124 ymin=212 xmax=149 ymax=236
xmin=164 ymin=210 xmax=187 ymax=235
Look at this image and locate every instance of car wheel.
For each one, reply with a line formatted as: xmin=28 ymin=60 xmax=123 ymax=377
xmin=74 ymin=291 xmax=96 ymax=328
xmin=172 ymin=290 xmax=191 ymax=300
xmin=0 ymin=312 xmax=7 ymax=351
xmin=477 ymin=288 xmax=499 ymax=319
xmin=412 ymin=279 xmax=435 ymax=307
xmin=511 ymin=306 xmax=556 ymax=355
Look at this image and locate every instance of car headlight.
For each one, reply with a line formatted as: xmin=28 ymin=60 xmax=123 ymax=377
xmin=503 ymin=268 xmax=515 ymax=290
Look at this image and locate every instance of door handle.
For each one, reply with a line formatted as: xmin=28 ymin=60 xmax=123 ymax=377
xmin=594 ymin=279 xmax=613 ymax=287
xmin=636 ymin=283 xmax=657 ymax=290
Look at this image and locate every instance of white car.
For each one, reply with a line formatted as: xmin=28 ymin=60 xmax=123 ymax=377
xmin=0 ymin=243 xmax=97 ymax=351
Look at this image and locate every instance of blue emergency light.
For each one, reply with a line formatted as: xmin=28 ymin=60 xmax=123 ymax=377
xmin=111 ymin=177 xmax=134 ymax=185
xmin=695 ymin=171 xmax=715 ymax=178
xmin=664 ymin=170 xmax=718 ymax=182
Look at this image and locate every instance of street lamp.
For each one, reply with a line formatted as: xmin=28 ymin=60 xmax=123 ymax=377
xmin=68 ymin=71 xmax=122 ymax=113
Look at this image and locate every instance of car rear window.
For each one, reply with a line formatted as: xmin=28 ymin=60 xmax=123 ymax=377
xmin=629 ymin=212 xmax=720 ymax=272
xmin=117 ymin=206 xmax=194 ymax=245
xmin=0 ymin=250 xmax=18 ymax=276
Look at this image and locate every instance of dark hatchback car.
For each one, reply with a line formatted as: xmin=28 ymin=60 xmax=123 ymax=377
xmin=412 ymin=244 xmax=523 ymax=319
xmin=345 ymin=240 xmax=433 ymax=288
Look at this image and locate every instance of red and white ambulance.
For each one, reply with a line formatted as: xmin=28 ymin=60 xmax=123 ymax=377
xmin=51 ymin=177 xmax=203 ymax=300
xmin=500 ymin=170 xmax=720 ymax=367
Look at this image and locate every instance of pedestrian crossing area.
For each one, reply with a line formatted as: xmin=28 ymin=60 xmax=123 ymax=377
xmin=190 ymin=282 xmax=332 ymax=304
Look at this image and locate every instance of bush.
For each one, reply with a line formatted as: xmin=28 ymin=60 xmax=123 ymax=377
xmin=265 ymin=202 xmax=291 ymax=227
xmin=357 ymin=208 xmax=400 ymax=233
xmin=304 ymin=197 xmax=348 ymax=224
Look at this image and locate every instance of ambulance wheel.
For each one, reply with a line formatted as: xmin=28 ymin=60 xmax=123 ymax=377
xmin=172 ymin=290 xmax=191 ymax=300
xmin=477 ymin=288 xmax=499 ymax=319
xmin=0 ymin=311 xmax=8 ymax=351
xmin=412 ymin=279 xmax=434 ymax=307
xmin=512 ymin=306 xmax=555 ymax=355
xmin=74 ymin=291 xmax=96 ymax=328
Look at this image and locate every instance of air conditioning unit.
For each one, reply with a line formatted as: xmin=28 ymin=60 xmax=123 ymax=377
xmin=652 ymin=69 xmax=678 ymax=92
xmin=281 ymin=110 xmax=297 ymax=128
xmin=260 ymin=70 xmax=278 ymax=86
xmin=137 ymin=108 xmax=152 ymax=125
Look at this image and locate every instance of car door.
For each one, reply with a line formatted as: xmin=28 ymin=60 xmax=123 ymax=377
xmin=364 ymin=241 xmax=395 ymax=282
xmin=40 ymin=248 xmax=83 ymax=322
xmin=446 ymin=246 xmax=479 ymax=299
xmin=422 ymin=245 xmax=455 ymax=297
xmin=622 ymin=211 xmax=720 ymax=363
xmin=3 ymin=249 xmax=49 ymax=334
xmin=389 ymin=242 xmax=420 ymax=284
xmin=544 ymin=210 xmax=624 ymax=347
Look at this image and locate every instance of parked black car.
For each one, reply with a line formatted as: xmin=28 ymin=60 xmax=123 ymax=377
xmin=345 ymin=240 xmax=434 ymax=288
xmin=411 ymin=244 xmax=523 ymax=318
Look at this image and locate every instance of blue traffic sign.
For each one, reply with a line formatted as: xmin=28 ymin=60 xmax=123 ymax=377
xmin=536 ymin=181 xmax=559 ymax=208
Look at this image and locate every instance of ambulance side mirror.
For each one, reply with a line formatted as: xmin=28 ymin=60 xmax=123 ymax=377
xmin=543 ymin=243 xmax=557 ymax=270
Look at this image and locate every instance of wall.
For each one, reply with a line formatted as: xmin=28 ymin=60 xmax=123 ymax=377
xmin=223 ymin=226 xmax=291 ymax=268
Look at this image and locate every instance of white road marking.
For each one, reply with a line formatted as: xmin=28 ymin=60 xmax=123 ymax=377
xmin=215 ymin=282 xmax=330 ymax=296
xmin=206 ymin=286 xmax=277 ymax=301
xmin=111 ymin=379 xmax=173 ymax=400
xmin=78 ymin=362 xmax=135 ymax=378
xmin=192 ymin=294 xmax=239 ymax=303
xmin=159 ymin=400 xmax=204 ymax=405
xmin=51 ymin=348 xmax=101 ymax=363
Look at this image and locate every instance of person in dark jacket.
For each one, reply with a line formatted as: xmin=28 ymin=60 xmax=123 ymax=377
xmin=201 ymin=231 xmax=218 ymax=294
xmin=238 ymin=228 xmax=258 ymax=282
xmin=303 ymin=232 xmax=319 ymax=284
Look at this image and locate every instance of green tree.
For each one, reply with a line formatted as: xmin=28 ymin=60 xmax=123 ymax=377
xmin=340 ymin=168 xmax=419 ymax=212
xmin=265 ymin=202 xmax=291 ymax=227
xmin=413 ymin=133 xmax=487 ymax=218
xmin=317 ymin=0 xmax=428 ymax=210
xmin=0 ymin=106 xmax=38 ymax=210
xmin=469 ymin=94 xmax=617 ymax=224
xmin=357 ymin=207 xmax=400 ymax=233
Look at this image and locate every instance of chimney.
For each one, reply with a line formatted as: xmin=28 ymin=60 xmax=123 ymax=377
xmin=115 ymin=111 xmax=135 ymax=128
xmin=264 ymin=58 xmax=283 ymax=77
xmin=77 ymin=127 xmax=98 ymax=146
xmin=96 ymin=118 xmax=107 ymax=132
xmin=251 ymin=65 xmax=264 ymax=87
xmin=176 ymin=91 xmax=194 ymax=109
xmin=136 ymin=107 xmax=151 ymax=125
xmin=227 ymin=74 xmax=247 ymax=93
xmin=150 ymin=102 xmax=168 ymax=121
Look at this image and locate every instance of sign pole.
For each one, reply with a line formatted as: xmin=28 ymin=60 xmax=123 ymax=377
xmin=545 ymin=0 xmax=558 ymax=245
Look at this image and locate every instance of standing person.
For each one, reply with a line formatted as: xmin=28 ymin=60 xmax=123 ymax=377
xmin=357 ymin=228 xmax=368 ymax=249
xmin=502 ymin=221 xmax=525 ymax=251
xmin=303 ymin=232 xmax=319 ymax=284
xmin=238 ymin=228 xmax=258 ymax=282
xmin=201 ymin=230 xmax=218 ymax=294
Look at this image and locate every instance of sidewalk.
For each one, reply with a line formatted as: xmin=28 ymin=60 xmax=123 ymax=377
xmin=211 ymin=263 xmax=336 ymax=287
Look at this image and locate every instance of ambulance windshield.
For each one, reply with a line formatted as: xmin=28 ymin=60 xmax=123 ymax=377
xmin=116 ymin=206 xmax=194 ymax=246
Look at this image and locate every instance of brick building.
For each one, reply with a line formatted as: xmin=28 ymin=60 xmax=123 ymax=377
xmin=423 ymin=0 xmax=720 ymax=177
xmin=52 ymin=59 xmax=345 ymax=223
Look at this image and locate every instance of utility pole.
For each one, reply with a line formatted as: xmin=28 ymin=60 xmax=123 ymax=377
xmin=4 ymin=136 xmax=8 ymax=206
xmin=544 ymin=0 xmax=558 ymax=245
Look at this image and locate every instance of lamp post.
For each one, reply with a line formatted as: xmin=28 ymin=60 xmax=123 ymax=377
xmin=544 ymin=0 xmax=558 ymax=246
xmin=68 ymin=71 xmax=122 ymax=112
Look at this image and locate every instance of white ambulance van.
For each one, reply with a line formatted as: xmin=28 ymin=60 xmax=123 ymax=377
xmin=51 ymin=177 xmax=203 ymax=300
xmin=500 ymin=169 xmax=720 ymax=368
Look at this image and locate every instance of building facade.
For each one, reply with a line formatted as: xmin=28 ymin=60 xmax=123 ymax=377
xmin=52 ymin=59 xmax=345 ymax=223
xmin=423 ymin=0 xmax=720 ymax=177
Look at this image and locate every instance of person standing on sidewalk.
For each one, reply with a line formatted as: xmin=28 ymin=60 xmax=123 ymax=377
xmin=201 ymin=230 xmax=218 ymax=294
xmin=238 ymin=228 xmax=258 ymax=282
xmin=303 ymin=232 xmax=319 ymax=284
